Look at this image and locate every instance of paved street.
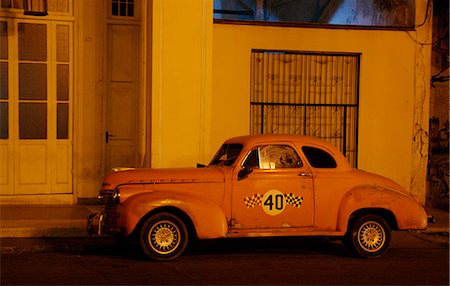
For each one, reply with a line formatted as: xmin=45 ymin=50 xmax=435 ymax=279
xmin=1 ymin=231 xmax=448 ymax=285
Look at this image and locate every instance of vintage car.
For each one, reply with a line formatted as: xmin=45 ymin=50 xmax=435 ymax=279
xmin=88 ymin=134 xmax=428 ymax=261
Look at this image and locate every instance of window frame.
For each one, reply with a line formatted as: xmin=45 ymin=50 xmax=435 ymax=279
xmin=108 ymin=0 xmax=140 ymax=21
xmin=250 ymin=49 xmax=359 ymax=167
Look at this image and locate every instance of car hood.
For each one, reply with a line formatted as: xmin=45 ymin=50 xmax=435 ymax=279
xmin=102 ymin=167 xmax=225 ymax=189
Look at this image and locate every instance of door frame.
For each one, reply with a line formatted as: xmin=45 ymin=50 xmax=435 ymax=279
xmin=0 ymin=17 xmax=74 ymax=203
xmin=101 ymin=1 xmax=146 ymax=176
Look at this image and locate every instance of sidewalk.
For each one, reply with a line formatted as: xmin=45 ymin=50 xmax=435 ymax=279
xmin=1 ymin=204 xmax=448 ymax=238
xmin=422 ymin=206 xmax=450 ymax=234
xmin=0 ymin=204 xmax=102 ymax=238
xmin=0 ymin=204 xmax=448 ymax=253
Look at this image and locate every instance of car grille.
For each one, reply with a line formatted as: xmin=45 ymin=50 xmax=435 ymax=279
xmin=100 ymin=189 xmax=119 ymax=234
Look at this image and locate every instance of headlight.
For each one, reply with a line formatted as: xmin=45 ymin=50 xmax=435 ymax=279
xmin=112 ymin=189 xmax=120 ymax=203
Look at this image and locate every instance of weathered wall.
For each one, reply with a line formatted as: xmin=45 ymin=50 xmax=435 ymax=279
xmin=409 ymin=0 xmax=432 ymax=204
xmin=211 ymin=22 xmax=428 ymax=201
xmin=428 ymin=0 xmax=449 ymax=209
xmin=74 ymin=1 xmax=104 ymax=199
xmin=326 ymin=0 xmax=415 ymax=26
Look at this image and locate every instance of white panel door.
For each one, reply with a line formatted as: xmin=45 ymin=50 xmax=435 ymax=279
xmin=0 ymin=20 xmax=73 ymax=196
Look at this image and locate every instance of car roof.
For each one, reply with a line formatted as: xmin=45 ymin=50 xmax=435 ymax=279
xmin=225 ymin=134 xmax=332 ymax=146
xmin=224 ymin=134 xmax=352 ymax=170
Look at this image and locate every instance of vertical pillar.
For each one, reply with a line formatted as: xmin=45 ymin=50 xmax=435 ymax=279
xmin=410 ymin=0 xmax=432 ymax=204
xmin=151 ymin=0 xmax=213 ymax=167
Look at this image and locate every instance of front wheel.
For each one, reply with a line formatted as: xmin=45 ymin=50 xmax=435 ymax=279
xmin=346 ymin=214 xmax=391 ymax=258
xmin=140 ymin=212 xmax=188 ymax=261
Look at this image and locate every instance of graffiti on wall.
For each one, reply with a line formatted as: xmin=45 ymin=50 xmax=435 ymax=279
xmin=427 ymin=0 xmax=449 ymax=210
xmin=428 ymin=116 xmax=449 ymax=209
xmin=429 ymin=117 xmax=449 ymax=154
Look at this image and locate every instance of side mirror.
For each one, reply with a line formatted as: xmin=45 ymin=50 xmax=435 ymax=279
xmin=238 ymin=167 xmax=253 ymax=181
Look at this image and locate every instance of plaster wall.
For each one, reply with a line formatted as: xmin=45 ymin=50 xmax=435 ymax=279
xmin=74 ymin=1 xmax=104 ymax=199
xmin=151 ymin=0 xmax=213 ymax=168
xmin=211 ymin=24 xmax=417 ymax=193
xmin=73 ymin=0 xmax=430 ymax=202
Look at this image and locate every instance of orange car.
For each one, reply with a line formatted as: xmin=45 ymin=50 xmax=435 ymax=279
xmin=88 ymin=134 xmax=428 ymax=261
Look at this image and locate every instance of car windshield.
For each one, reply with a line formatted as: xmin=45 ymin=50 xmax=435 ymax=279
xmin=209 ymin=144 xmax=243 ymax=166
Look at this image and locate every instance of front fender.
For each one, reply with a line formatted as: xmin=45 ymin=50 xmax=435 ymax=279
xmin=117 ymin=191 xmax=228 ymax=239
xmin=337 ymin=185 xmax=428 ymax=232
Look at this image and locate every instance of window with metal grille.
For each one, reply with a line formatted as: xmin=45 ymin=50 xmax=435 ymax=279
xmin=250 ymin=50 xmax=360 ymax=167
xmin=112 ymin=0 xmax=134 ymax=17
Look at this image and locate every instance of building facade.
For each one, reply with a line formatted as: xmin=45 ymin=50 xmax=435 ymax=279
xmin=0 ymin=0 xmax=434 ymax=205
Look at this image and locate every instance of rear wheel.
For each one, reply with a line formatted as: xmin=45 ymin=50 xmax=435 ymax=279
xmin=140 ymin=212 xmax=188 ymax=261
xmin=347 ymin=214 xmax=391 ymax=258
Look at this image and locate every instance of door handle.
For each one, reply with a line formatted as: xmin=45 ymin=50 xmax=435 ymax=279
xmin=299 ymin=172 xmax=311 ymax=177
xmin=106 ymin=131 xmax=114 ymax=143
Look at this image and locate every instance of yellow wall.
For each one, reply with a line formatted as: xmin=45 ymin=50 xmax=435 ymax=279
xmin=151 ymin=0 xmax=213 ymax=168
xmin=211 ymin=24 xmax=418 ymax=193
xmin=75 ymin=1 xmax=105 ymax=199
xmin=1 ymin=1 xmax=430 ymax=203
xmin=76 ymin=0 xmax=215 ymax=199
xmin=149 ymin=0 xmax=430 ymax=200
xmin=73 ymin=0 xmax=430 ymax=202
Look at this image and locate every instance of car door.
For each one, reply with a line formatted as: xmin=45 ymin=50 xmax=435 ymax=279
xmin=231 ymin=143 xmax=314 ymax=230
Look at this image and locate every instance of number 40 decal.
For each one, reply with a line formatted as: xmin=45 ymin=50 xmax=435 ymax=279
xmin=243 ymin=190 xmax=304 ymax=215
xmin=262 ymin=190 xmax=286 ymax=216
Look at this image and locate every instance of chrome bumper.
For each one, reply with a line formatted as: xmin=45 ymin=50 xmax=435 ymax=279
xmin=87 ymin=213 xmax=104 ymax=236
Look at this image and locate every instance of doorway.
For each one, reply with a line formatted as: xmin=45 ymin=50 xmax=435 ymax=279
xmin=104 ymin=24 xmax=140 ymax=173
xmin=0 ymin=19 xmax=73 ymax=196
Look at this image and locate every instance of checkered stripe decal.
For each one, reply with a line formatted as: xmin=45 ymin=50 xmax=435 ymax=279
xmin=244 ymin=193 xmax=304 ymax=208
xmin=244 ymin=194 xmax=263 ymax=208
xmin=285 ymin=193 xmax=303 ymax=208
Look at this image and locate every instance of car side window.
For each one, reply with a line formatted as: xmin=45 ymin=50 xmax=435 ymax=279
xmin=260 ymin=145 xmax=303 ymax=169
xmin=243 ymin=149 xmax=259 ymax=169
xmin=209 ymin=144 xmax=243 ymax=166
xmin=301 ymin=146 xmax=337 ymax=168
xmin=243 ymin=145 xmax=302 ymax=170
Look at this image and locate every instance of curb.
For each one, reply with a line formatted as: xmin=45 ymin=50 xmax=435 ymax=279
xmin=0 ymin=237 xmax=115 ymax=255
xmin=420 ymin=227 xmax=449 ymax=235
xmin=0 ymin=227 xmax=89 ymax=238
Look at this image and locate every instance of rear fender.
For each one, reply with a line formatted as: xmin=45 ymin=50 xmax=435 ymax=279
xmin=118 ymin=191 xmax=228 ymax=239
xmin=337 ymin=186 xmax=428 ymax=232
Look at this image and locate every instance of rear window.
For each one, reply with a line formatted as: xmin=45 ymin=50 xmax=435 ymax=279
xmin=302 ymin=146 xmax=337 ymax=168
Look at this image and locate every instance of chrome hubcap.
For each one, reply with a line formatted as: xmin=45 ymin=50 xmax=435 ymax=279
xmin=149 ymin=220 xmax=180 ymax=255
xmin=358 ymin=221 xmax=385 ymax=252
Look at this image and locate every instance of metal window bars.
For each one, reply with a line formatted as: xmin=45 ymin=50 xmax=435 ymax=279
xmin=250 ymin=50 xmax=360 ymax=167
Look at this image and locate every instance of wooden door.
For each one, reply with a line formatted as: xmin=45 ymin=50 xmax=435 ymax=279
xmin=0 ymin=20 xmax=73 ymax=196
xmin=104 ymin=24 xmax=139 ymax=173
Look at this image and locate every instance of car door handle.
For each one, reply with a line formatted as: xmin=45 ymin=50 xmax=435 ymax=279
xmin=299 ymin=172 xmax=312 ymax=177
